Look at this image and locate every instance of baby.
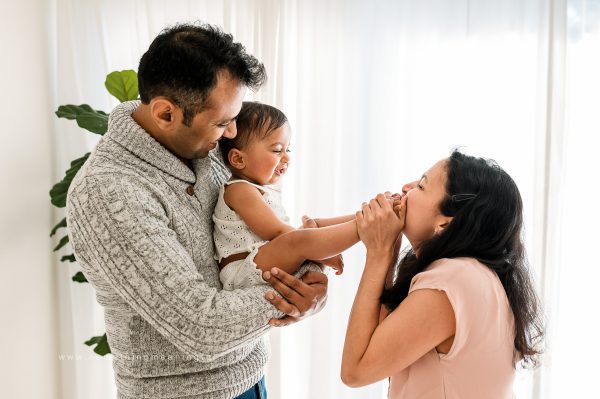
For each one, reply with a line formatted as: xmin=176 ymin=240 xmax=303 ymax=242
xmin=213 ymin=101 xmax=360 ymax=290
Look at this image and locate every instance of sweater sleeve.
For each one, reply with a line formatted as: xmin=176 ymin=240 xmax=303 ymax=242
xmin=66 ymin=172 xmax=315 ymax=363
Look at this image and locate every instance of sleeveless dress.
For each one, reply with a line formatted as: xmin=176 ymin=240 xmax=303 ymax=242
xmin=389 ymin=257 xmax=516 ymax=399
xmin=212 ymin=179 xmax=290 ymax=290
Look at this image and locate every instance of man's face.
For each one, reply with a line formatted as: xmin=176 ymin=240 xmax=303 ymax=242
xmin=172 ymin=72 xmax=246 ymax=159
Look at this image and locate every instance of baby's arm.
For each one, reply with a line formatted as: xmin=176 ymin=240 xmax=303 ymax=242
xmin=225 ymin=183 xmax=359 ymax=275
xmin=308 ymin=193 xmax=401 ymax=227
xmin=224 ymin=182 xmax=295 ymax=240
xmin=305 ymin=214 xmax=355 ymax=228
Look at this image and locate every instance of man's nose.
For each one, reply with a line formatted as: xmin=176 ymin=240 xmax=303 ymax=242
xmin=223 ymin=120 xmax=237 ymax=139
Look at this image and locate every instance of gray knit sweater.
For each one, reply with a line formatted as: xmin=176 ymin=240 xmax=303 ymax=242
xmin=66 ymin=101 xmax=316 ymax=398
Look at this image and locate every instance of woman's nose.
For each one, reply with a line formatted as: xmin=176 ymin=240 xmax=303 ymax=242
xmin=402 ymin=181 xmax=418 ymax=194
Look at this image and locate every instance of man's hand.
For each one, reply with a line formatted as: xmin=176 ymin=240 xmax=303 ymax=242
xmin=263 ymin=268 xmax=328 ymax=327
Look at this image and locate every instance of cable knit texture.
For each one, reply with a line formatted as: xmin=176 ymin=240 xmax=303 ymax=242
xmin=66 ymin=101 xmax=319 ymax=398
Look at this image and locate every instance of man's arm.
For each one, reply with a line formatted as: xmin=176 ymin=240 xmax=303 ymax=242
xmin=67 ymin=173 xmax=325 ymax=362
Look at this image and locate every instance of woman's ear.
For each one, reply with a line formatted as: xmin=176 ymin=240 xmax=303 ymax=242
xmin=434 ymin=216 xmax=453 ymax=235
xmin=228 ymin=149 xmax=246 ymax=170
xmin=149 ymin=97 xmax=180 ymax=131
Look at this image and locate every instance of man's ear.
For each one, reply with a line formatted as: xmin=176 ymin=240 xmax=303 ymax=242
xmin=228 ymin=149 xmax=246 ymax=170
xmin=149 ymin=97 xmax=181 ymax=131
xmin=434 ymin=216 xmax=453 ymax=235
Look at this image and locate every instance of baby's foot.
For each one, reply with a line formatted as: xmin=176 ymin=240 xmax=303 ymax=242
xmin=323 ymin=254 xmax=344 ymax=275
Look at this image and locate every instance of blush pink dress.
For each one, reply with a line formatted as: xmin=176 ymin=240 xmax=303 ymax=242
xmin=388 ymin=257 xmax=516 ymax=399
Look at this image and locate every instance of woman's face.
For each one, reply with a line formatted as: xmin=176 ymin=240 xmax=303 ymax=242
xmin=401 ymin=158 xmax=452 ymax=250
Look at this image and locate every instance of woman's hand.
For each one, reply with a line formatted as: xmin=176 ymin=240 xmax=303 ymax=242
xmin=356 ymin=192 xmax=407 ymax=255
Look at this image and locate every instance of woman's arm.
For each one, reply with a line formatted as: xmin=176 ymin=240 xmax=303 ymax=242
xmin=341 ymin=254 xmax=455 ymax=387
xmin=341 ymin=194 xmax=455 ymax=387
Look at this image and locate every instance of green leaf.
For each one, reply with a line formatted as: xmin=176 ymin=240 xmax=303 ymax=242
xmin=50 ymin=217 xmax=67 ymax=237
xmin=72 ymin=271 xmax=88 ymax=283
xmin=50 ymin=153 xmax=90 ymax=208
xmin=105 ymin=70 xmax=138 ymax=103
xmin=84 ymin=334 xmax=111 ymax=356
xmin=55 ymin=104 xmax=94 ymax=120
xmin=53 ymin=235 xmax=69 ymax=252
xmin=61 ymin=254 xmax=77 ymax=263
xmin=76 ymin=111 xmax=108 ymax=135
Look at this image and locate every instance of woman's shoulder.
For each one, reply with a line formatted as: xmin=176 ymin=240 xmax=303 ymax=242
xmin=410 ymin=257 xmax=497 ymax=293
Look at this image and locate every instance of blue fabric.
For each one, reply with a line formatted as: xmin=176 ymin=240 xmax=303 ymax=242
xmin=235 ymin=377 xmax=267 ymax=399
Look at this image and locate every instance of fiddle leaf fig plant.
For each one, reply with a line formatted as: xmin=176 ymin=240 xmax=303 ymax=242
xmin=50 ymin=69 xmax=139 ymax=356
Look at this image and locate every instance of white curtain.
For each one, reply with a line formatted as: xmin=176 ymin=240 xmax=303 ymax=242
xmin=49 ymin=1 xmax=600 ymax=398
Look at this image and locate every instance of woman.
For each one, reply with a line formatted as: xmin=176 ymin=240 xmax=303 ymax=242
xmin=341 ymin=150 xmax=544 ymax=398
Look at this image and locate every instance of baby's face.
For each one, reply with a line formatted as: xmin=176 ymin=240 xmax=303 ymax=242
xmin=239 ymin=123 xmax=292 ymax=185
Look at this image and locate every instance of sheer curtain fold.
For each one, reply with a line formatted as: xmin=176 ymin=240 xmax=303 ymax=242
xmin=51 ymin=1 xmax=598 ymax=398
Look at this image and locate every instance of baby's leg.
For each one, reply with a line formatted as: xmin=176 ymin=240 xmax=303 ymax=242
xmin=253 ymin=220 xmax=359 ymax=274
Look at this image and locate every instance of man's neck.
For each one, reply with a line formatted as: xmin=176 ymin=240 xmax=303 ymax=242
xmin=131 ymin=104 xmax=160 ymax=142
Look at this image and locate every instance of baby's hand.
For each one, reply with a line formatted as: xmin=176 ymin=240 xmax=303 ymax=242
xmin=301 ymin=215 xmax=319 ymax=229
xmin=322 ymin=254 xmax=344 ymax=275
xmin=390 ymin=192 xmax=404 ymax=218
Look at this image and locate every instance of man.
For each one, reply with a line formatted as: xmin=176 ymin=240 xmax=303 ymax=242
xmin=67 ymin=23 xmax=328 ymax=399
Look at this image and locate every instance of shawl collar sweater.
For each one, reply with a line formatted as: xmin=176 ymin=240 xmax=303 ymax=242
xmin=66 ymin=100 xmax=299 ymax=398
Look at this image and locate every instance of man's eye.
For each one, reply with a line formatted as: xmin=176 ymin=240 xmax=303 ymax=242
xmin=418 ymin=184 xmax=424 ymax=190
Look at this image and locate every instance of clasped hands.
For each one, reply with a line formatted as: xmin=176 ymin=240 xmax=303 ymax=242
xmin=357 ymin=191 xmax=407 ymax=254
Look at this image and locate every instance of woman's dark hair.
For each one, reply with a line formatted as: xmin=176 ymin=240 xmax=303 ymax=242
xmin=219 ymin=101 xmax=288 ymax=167
xmin=381 ymin=150 xmax=544 ymax=367
xmin=138 ymin=23 xmax=267 ymax=126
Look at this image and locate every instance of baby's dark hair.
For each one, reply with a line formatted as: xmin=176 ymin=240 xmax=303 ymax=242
xmin=219 ymin=101 xmax=288 ymax=167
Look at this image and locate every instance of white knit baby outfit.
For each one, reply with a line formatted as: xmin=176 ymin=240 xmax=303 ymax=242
xmin=213 ymin=179 xmax=290 ymax=290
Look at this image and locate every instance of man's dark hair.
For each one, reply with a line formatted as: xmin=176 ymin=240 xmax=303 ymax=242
xmin=137 ymin=23 xmax=267 ymax=125
xmin=219 ymin=101 xmax=288 ymax=167
xmin=381 ymin=150 xmax=545 ymax=368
